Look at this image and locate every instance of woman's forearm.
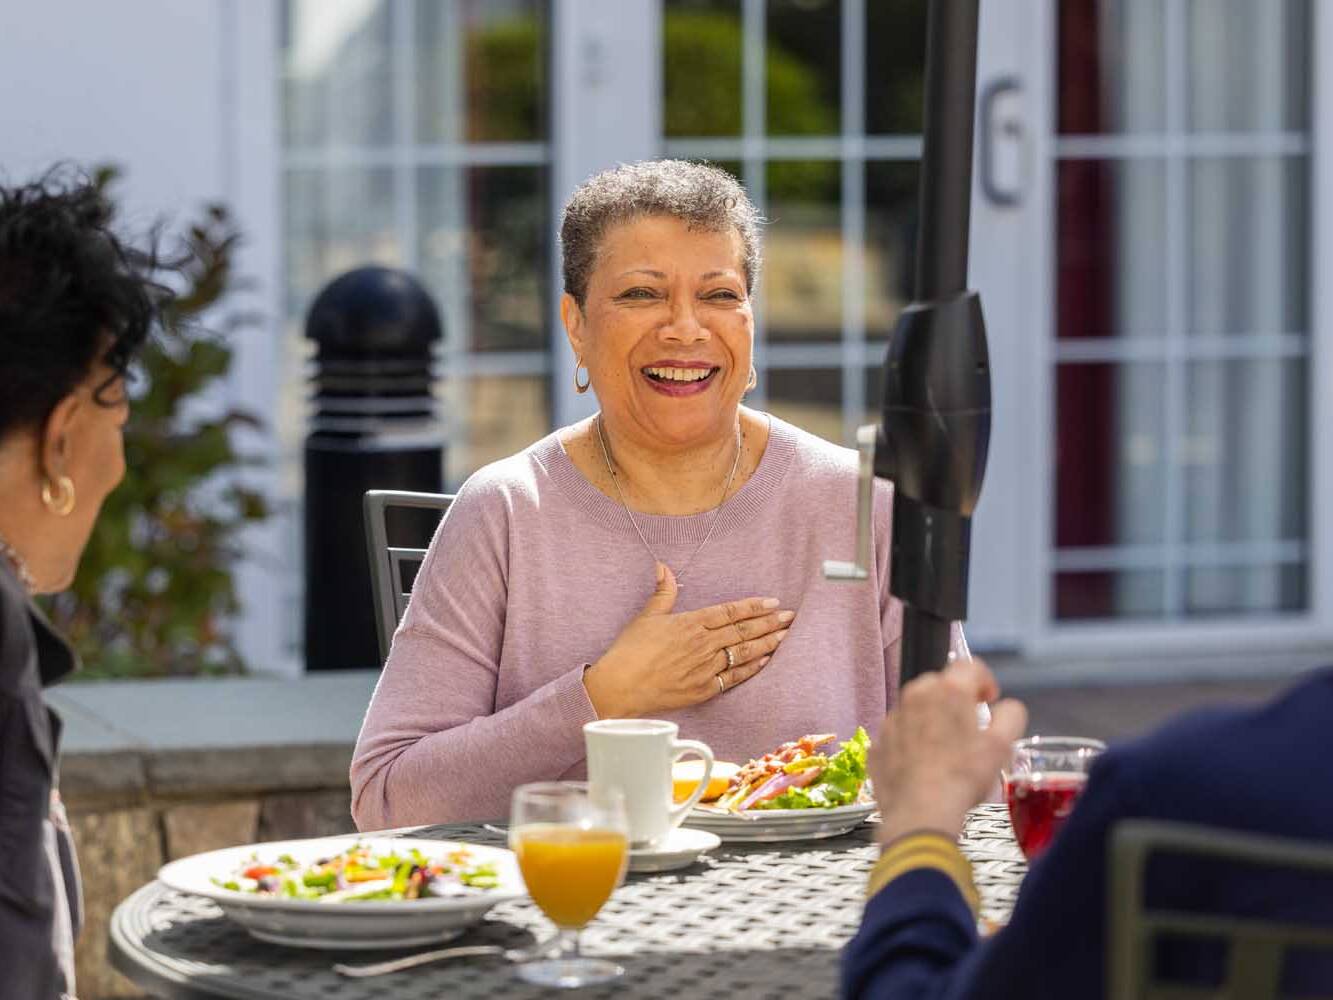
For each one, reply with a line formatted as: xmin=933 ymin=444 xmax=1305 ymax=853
xmin=350 ymin=661 xmax=598 ymax=829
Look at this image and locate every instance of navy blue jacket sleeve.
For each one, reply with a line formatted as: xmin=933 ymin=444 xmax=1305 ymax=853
xmin=842 ymin=752 xmax=1139 ymax=1000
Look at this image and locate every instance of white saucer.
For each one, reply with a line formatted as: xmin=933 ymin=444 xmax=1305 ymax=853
xmin=628 ymin=827 xmax=722 ymax=873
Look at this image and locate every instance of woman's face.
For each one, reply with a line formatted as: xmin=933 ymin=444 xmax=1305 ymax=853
xmin=563 ymin=214 xmax=754 ymax=452
xmin=34 ymin=362 xmax=129 ymax=591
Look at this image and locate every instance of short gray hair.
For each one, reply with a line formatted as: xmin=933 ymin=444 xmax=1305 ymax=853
xmin=559 ymin=159 xmax=763 ymax=308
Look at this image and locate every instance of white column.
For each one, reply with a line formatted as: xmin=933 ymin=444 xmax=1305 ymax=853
xmin=225 ymin=0 xmax=293 ymax=675
xmin=549 ymin=0 xmax=664 ymax=426
xmin=961 ymin=0 xmax=1039 ymax=649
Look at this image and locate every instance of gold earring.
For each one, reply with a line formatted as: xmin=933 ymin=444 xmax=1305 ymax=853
xmin=574 ymin=359 xmax=591 ymax=394
xmin=41 ymin=475 xmax=76 ymax=517
xmin=745 ymin=365 xmax=758 ymax=391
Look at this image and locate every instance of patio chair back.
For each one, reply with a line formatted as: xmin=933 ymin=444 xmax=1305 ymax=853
xmin=363 ymin=489 xmax=454 ymax=662
xmin=1108 ymin=819 xmax=1333 ymax=1000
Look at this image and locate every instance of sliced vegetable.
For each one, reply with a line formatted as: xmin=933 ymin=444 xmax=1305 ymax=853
xmin=738 ymin=765 xmax=824 ymax=810
xmin=762 ymin=728 xmax=869 ymax=809
xmin=214 ymin=843 xmax=501 ymax=903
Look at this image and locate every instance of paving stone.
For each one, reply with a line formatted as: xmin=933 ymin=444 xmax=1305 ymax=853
xmin=59 ymin=751 xmax=148 ymax=811
xmin=163 ymin=799 xmax=261 ymax=860
xmin=145 ymin=743 xmax=355 ymax=798
xmin=70 ymin=808 xmax=162 ymax=1000
xmin=258 ymin=789 xmax=357 ymax=842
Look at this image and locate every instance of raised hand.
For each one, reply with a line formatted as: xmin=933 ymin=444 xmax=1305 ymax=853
xmin=870 ymin=657 xmax=1028 ymax=845
xmin=582 ymin=563 xmax=794 ymax=718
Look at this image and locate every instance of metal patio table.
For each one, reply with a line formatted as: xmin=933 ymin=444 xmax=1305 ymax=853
xmin=109 ymin=803 xmax=1026 ymax=1000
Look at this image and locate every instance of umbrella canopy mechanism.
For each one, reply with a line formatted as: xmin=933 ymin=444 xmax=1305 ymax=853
xmin=824 ymin=0 xmax=992 ymax=685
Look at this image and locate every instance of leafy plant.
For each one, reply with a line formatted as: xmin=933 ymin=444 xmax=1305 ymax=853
xmin=43 ymin=168 xmax=268 ymax=679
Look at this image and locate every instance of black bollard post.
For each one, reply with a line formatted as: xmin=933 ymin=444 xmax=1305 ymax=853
xmin=303 ymin=267 xmax=444 ymax=671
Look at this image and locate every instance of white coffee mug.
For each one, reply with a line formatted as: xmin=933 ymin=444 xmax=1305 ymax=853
xmin=583 ymin=719 xmax=714 ymax=847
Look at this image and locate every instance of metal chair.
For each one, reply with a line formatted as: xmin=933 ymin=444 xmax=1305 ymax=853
xmin=1108 ymin=819 xmax=1333 ymax=1000
xmin=363 ymin=490 xmax=454 ymax=662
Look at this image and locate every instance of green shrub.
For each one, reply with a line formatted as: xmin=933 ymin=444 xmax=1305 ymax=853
xmin=44 ymin=169 xmax=268 ymax=679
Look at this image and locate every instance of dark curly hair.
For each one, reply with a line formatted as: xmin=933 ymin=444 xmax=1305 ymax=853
xmin=0 ymin=168 xmax=171 ymax=438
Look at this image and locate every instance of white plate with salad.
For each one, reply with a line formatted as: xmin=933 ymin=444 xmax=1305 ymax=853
xmin=682 ymin=729 xmax=877 ymax=842
xmin=157 ymin=836 xmax=525 ymax=949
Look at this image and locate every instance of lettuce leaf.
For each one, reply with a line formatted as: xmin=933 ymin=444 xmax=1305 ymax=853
xmin=760 ymin=727 xmax=869 ymax=810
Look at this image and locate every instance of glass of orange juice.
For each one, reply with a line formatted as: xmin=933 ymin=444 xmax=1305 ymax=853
xmin=510 ymin=781 xmax=629 ymax=988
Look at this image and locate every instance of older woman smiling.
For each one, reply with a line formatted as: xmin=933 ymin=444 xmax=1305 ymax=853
xmin=350 ymin=160 xmax=963 ymax=828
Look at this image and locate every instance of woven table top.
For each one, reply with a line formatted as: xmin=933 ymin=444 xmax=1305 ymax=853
xmin=109 ymin=803 xmax=1026 ymax=1000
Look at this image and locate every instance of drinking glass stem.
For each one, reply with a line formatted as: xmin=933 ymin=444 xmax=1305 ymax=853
xmin=556 ymin=928 xmax=582 ymax=961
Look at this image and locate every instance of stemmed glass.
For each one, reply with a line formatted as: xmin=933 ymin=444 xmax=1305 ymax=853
xmin=1003 ymin=736 xmax=1105 ymax=860
xmin=509 ymin=782 xmax=629 ymax=989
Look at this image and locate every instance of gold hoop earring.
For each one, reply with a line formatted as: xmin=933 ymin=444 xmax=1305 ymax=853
xmin=41 ymin=475 xmax=76 ymax=517
xmin=745 ymin=365 xmax=758 ymax=391
xmin=574 ymin=360 xmax=591 ymax=394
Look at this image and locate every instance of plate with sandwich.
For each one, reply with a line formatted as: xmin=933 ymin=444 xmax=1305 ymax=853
xmin=679 ymin=729 xmax=876 ymax=842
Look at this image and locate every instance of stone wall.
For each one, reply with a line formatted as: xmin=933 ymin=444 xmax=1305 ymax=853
xmin=45 ymin=672 xmax=380 ymax=999
xmin=66 ymin=786 xmax=357 ymax=999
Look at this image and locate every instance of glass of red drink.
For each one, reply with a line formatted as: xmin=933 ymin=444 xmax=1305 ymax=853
xmin=1004 ymin=737 xmax=1106 ymax=861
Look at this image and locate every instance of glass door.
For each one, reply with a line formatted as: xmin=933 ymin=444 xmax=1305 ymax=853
xmin=984 ymin=0 xmax=1333 ymax=659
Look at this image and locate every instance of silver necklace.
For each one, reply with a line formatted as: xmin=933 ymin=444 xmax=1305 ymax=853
xmin=0 ymin=530 xmax=36 ymax=594
xmin=595 ymin=413 xmax=743 ymax=588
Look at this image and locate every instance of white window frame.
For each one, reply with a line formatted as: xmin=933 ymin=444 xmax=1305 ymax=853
xmin=1019 ymin=0 xmax=1333 ymax=660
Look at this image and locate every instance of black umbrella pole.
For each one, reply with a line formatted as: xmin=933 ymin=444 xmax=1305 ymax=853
xmin=901 ymin=606 xmax=953 ymax=684
xmin=892 ymin=0 xmax=986 ymax=685
xmin=915 ymin=0 xmax=981 ymax=301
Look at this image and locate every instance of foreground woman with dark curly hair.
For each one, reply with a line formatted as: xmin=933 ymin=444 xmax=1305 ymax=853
xmin=0 ymin=170 xmax=170 ymax=999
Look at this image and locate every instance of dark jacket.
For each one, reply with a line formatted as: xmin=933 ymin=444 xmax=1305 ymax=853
xmin=0 ymin=561 xmax=82 ymax=1000
xmin=843 ymin=668 xmax=1333 ymax=999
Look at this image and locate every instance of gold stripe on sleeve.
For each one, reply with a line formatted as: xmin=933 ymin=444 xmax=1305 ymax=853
xmin=866 ymin=832 xmax=980 ymax=917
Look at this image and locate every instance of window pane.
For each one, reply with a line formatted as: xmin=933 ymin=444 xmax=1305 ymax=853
xmin=1187 ymin=0 xmax=1309 ymax=133
xmin=1056 ymin=363 xmax=1166 ymax=548
xmin=1055 ymin=570 xmax=1165 ymax=620
xmin=664 ymin=0 xmax=742 ymax=138
xmin=284 ymin=168 xmax=328 ymax=317
xmin=1057 ymin=159 xmax=1167 ymax=339
xmin=444 ymin=375 xmax=550 ymax=488
xmin=418 ymin=166 xmax=547 ymax=352
xmin=285 ymin=167 xmax=401 ymax=318
xmin=865 ymin=1 xmax=926 ymax=135
xmin=765 ymin=160 xmax=841 ymax=342
xmin=417 ymin=0 xmax=546 ymax=142
xmin=1183 ymin=359 xmax=1307 ymax=545
xmin=281 ymin=1 xmax=326 ymax=147
xmin=766 ymin=368 xmax=841 ymax=444
xmin=766 ymin=0 xmax=840 ymax=136
xmin=865 ymin=160 xmax=918 ymax=339
xmin=1183 ymin=565 xmax=1306 ymax=617
xmin=1188 ymin=157 xmax=1308 ymax=337
xmin=282 ymin=0 xmax=394 ymax=148
xmin=1058 ymin=0 xmax=1164 ymax=134
xmin=711 ymin=159 xmax=743 ymax=182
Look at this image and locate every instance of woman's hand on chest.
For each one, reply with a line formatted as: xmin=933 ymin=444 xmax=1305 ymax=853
xmin=582 ymin=564 xmax=794 ymax=718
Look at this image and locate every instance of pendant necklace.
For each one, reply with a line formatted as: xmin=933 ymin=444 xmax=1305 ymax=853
xmin=595 ymin=412 xmax=743 ymax=589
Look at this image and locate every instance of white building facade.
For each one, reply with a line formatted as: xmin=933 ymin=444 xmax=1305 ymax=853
xmin=4 ymin=0 xmax=1331 ymax=676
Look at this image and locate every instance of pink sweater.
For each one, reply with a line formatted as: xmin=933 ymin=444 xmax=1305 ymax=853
xmin=351 ymin=415 xmax=956 ymax=829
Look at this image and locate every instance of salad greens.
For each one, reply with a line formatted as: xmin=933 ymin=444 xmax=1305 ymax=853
xmin=211 ymin=843 xmax=500 ymax=903
xmin=712 ymin=728 xmax=872 ymax=812
xmin=763 ymin=727 xmax=870 ymax=810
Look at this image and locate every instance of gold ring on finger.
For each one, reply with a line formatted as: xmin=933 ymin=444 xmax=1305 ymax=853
xmin=725 ymin=646 xmax=736 ymax=670
xmin=716 ymin=673 xmax=726 ymax=694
